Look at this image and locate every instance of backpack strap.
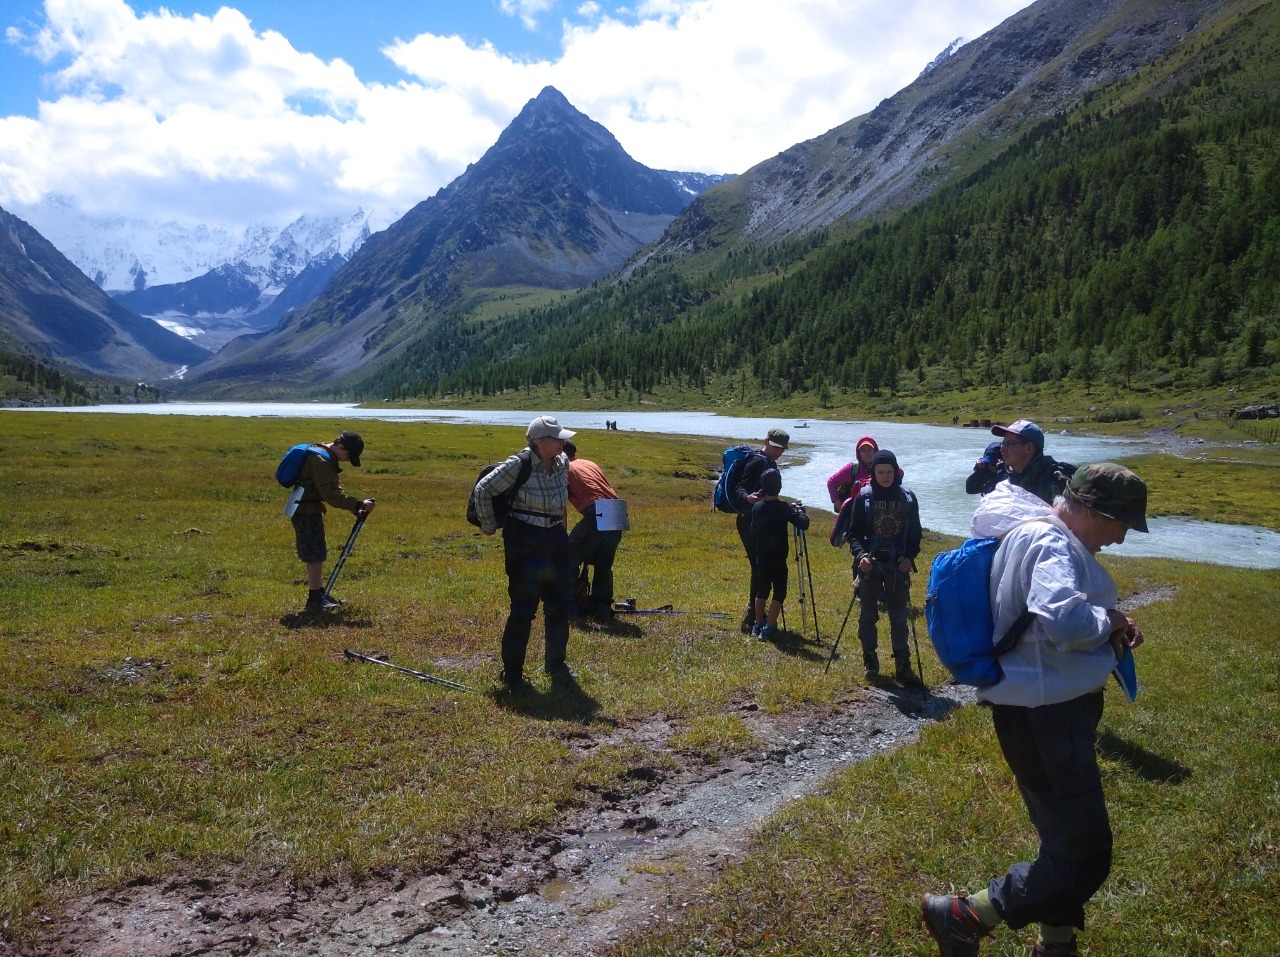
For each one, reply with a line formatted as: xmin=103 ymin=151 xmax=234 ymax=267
xmin=505 ymin=450 xmax=561 ymax=521
xmin=297 ymin=445 xmax=333 ymax=488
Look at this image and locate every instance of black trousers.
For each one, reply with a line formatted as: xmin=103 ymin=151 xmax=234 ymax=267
xmin=857 ymin=561 xmax=910 ymax=663
xmin=736 ymin=512 xmax=757 ymax=604
xmin=988 ymin=692 xmax=1112 ymax=931
xmin=501 ymin=519 xmax=571 ymax=677
xmin=568 ymin=512 xmax=623 ymax=613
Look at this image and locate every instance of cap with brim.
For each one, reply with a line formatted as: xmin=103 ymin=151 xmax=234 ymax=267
xmin=1066 ymin=462 xmax=1149 ymax=533
xmin=981 ymin=440 xmax=1003 ymax=464
xmin=766 ymin=428 xmax=790 ymax=450
xmin=991 ymin=418 xmax=1044 ymax=453
xmin=526 ymin=415 xmax=575 ymax=442
xmin=337 ymin=430 xmax=364 ymax=467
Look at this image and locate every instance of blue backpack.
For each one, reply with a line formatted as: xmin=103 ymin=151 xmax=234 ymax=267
xmin=924 ymin=536 xmax=1034 ymax=687
xmin=712 ymin=445 xmax=760 ymax=513
xmin=276 ymin=443 xmax=333 ymax=488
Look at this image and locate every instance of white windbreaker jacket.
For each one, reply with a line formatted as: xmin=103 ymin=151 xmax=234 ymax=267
xmin=972 ymin=484 xmax=1118 ymax=707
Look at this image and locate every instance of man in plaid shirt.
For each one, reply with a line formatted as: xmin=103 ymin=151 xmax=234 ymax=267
xmin=474 ymin=416 xmax=576 ymax=691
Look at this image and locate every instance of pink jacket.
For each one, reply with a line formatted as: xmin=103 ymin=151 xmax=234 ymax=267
xmin=826 ymin=435 xmax=879 ymax=509
xmin=826 ymin=436 xmax=905 ymax=509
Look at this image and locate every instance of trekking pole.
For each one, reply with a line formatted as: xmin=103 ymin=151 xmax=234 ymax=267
xmin=612 ymin=604 xmax=731 ymax=618
xmin=793 ymin=525 xmax=808 ymax=635
xmin=909 ymin=599 xmax=927 ymax=699
xmin=344 ymin=649 xmax=476 ymax=693
xmin=800 ymin=527 xmax=821 ymax=645
xmin=825 ymin=584 xmax=859 ymax=674
xmin=323 ymin=508 xmax=369 ymax=603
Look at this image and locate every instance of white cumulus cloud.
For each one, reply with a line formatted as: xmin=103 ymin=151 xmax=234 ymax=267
xmin=0 ymin=0 xmax=1030 ymax=227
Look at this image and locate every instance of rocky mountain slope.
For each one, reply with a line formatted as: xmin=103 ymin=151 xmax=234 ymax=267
xmin=185 ymin=87 xmax=730 ymax=395
xmin=651 ymin=0 xmax=1225 ymax=255
xmin=0 ymin=206 xmax=210 ymax=382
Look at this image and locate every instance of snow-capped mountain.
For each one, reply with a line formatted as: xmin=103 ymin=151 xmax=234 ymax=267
xmin=11 ymin=196 xmax=395 ymax=293
xmin=9 ymin=198 xmax=400 ymax=349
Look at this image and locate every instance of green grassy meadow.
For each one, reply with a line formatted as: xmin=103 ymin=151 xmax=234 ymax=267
xmin=0 ymin=411 xmax=1277 ymax=954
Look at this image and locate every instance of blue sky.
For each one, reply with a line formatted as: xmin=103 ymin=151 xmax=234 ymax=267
xmin=1 ymin=0 xmax=1033 ymax=227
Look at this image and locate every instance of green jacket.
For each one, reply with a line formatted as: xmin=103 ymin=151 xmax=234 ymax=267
xmin=295 ymin=446 xmax=362 ymax=516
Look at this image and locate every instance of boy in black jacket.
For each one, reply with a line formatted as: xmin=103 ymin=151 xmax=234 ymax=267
xmin=749 ymin=469 xmax=809 ymax=638
xmin=845 ymin=449 xmax=922 ymax=684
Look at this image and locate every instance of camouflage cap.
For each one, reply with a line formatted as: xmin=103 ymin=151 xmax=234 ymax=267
xmin=766 ymin=428 xmax=790 ymax=450
xmin=1066 ymin=463 xmax=1148 ymax=533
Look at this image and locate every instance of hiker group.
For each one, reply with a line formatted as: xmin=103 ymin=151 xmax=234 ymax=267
xmin=275 ymin=413 xmax=1150 ymax=957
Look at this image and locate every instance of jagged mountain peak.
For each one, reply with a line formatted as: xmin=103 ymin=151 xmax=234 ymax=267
xmin=183 ymin=88 xmax=723 ymax=395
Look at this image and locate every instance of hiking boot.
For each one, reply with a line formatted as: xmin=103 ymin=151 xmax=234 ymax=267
xmin=543 ymin=663 xmax=577 ymax=682
xmin=1030 ymin=942 xmax=1079 ymax=957
xmin=760 ymin=624 xmax=778 ymax=639
xmin=500 ymin=669 xmax=531 ymax=693
xmin=740 ymin=606 xmax=755 ymax=634
xmin=863 ymin=654 xmax=880 ymax=680
xmin=896 ymin=663 xmax=922 ymax=687
xmin=921 ymin=893 xmax=989 ymax=957
xmin=304 ymin=595 xmax=341 ymax=613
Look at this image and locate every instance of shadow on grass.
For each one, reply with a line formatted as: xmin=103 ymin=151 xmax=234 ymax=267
xmin=758 ymin=626 xmax=828 ymax=662
xmin=279 ymin=607 xmax=375 ymax=630
xmin=574 ymin=616 xmax=646 ymax=639
xmin=492 ymin=674 xmax=611 ymax=725
xmin=834 ymin=668 xmax=964 ymax=720
xmin=1097 ymin=730 xmax=1193 ymax=784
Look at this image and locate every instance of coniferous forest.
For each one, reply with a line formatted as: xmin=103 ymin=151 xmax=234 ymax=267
xmin=355 ymin=41 xmax=1280 ymax=409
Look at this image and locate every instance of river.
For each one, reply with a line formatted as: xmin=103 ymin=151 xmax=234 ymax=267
xmin=11 ymin=402 xmax=1279 ymax=569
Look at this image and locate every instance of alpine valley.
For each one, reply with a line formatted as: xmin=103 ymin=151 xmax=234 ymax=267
xmin=2 ymin=0 xmax=1277 ymax=410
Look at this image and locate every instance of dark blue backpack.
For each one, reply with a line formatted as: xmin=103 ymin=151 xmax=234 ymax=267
xmin=276 ymin=443 xmax=333 ymax=488
xmin=712 ymin=445 xmax=759 ymax=513
xmin=924 ymin=536 xmax=1034 ymax=687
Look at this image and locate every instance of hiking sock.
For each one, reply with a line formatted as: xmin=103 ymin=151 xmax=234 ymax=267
xmin=1038 ymin=924 xmax=1076 ymax=945
xmin=307 ymin=588 xmax=324 ymax=604
xmin=967 ymin=888 xmax=1001 ymax=931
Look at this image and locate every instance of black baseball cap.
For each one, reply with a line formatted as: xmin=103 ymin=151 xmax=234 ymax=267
xmin=337 ymin=431 xmax=364 ymax=467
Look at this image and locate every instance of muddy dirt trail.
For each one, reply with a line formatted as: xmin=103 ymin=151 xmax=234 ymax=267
xmin=4 ymin=588 xmax=1173 ymax=957
xmin=4 ymin=680 xmax=972 ymax=957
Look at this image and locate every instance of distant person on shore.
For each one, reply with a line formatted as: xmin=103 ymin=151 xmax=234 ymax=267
xmin=826 ymin=435 xmax=881 ymax=512
xmin=289 ymin=431 xmax=376 ymax=613
xmin=749 ymin=469 xmax=809 ymax=638
xmin=965 ymin=440 xmax=1008 ymax=496
xmin=990 ymin=419 xmax=1075 ymax=504
xmin=843 ymin=449 xmax=922 ymax=685
xmin=923 ymin=465 xmax=1149 ymax=957
xmin=730 ymin=428 xmax=790 ymax=633
xmin=473 ymin=416 xmax=575 ymax=692
xmin=564 ymin=440 xmax=625 ymax=622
